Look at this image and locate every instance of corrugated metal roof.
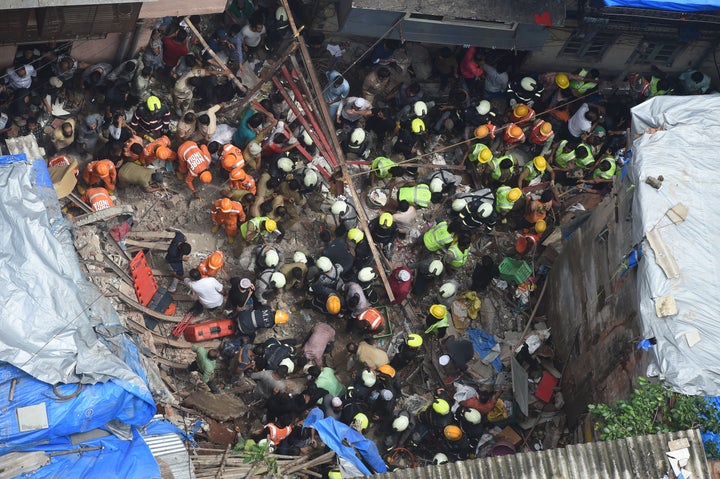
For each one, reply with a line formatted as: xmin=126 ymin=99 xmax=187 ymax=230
xmin=143 ymin=416 xmax=195 ymax=479
xmin=369 ymin=429 xmax=710 ymax=479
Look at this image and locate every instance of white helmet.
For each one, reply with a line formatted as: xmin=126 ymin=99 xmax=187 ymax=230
xmin=293 ymin=251 xmax=307 ymax=264
xmin=361 ymin=369 xmax=376 ymax=387
xmin=413 ymin=100 xmax=428 ymax=118
xmin=476 ymin=100 xmax=491 ymax=115
xmin=316 ymin=256 xmax=333 ymax=273
xmin=521 ymin=76 xmax=537 ymax=92
xmin=429 ymin=260 xmax=444 ymax=276
xmin=433 ymin=453 xmax=449 ymax=465
xmin=350 ymin=128 xmax=366 ymax=146
xmin=303 ymin=170 xmax=318 ymax=187
xmin=452 ymin=198 xmax=467 ymax=212
xmin=392 ymin=415 xmax=409 ymax=432
xmin=248 ymin=142 xmax=262 ymax=155
xmin=439 ymin=282 xmax=457 ymax=298
xmin=275 ymin=6 xmax=288 ymax=21
xmin=279 ymin=357 xmax=295 ymax=373
xmin=301 ymin=130 xmax=313 ymax=146
xmin=331 ymin=200 xmax=348 ymax=216
xmin=270 ymin=272 xmax=286 ymax=288
xmin=478 ymin=202 xmax=494 ymax=218
xmin=358 ymin=267 xmax=376 ymax=282
xmin=264 ymin=249 xmax=279 ymax=268
xmin=463 ymin=408 xmax=482 ymax=424
xmin=429 ymin=177 xmax=444 ymax=193
xmin=277 ymin=157 xmax=293 ymax=172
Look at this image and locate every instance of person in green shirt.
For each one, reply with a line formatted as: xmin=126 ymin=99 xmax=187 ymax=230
xmin=190 ymin=346 xmax=220 ymax=393
xmin=308 ymin=365 xmax=347 ymax=400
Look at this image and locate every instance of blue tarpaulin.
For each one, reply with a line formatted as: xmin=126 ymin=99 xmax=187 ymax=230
xmin=467 ymin=328 xmax=503 ymax=372
xmin=604 ymin=0 xmax=720 ymax=11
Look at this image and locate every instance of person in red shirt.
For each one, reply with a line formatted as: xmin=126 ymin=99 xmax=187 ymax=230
xmin=460 ymin=47 xmax=484 ymax=94
xmin=388 ymin=266 xmax=412 ymax=305
xmin=162 ymin=30 xmax=189 ymax=68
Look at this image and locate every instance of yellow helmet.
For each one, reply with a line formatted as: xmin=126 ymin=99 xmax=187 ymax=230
xmin=347 ymin=228 xmax=365 ymax=243
xmin=533 ymin=156 xmax=547 ymax=172
xmin=353 ymin=413 xmax=369 ymax=431
xmin=326 ymin=295 xmax=341 ymax=315
xmin=328 ymin=470 xmax=343 ymax=479
xmin=474 ymin=125 xmax=489 ymax=139
xmin=146 ymin=95 xmax=162 ymax=112
xmin=199 ymin=170 xmax=213 ymax=183
xmin=535 ymin=219 xmax=547 ymax=234
xmin=513 ymin=104 xmax=529 ymax=118
xmin=265 ymin=218 xmax=277 ymax=233
xmin=540 ymin=121 xmax=553 ymax=135
xmin=508 ymin=187 xmax=522 ymax=202
xmin=479 ymin=148 xmax=493 ymax=163
xmin=379 ymin=212 xmax=393 ymax=228
xmin=508 ymin=125 xmax=523 ymax=138
xmin=411 ymin=118 xmax=426 ymax=134
xmin=274 ymin=310 xmax=289 ymax=324
xmin=444 ymin=424 xmax=463 ymax=441
xmin=429 ymin=304 xmax=446 ymax=319
xmin=555 ymin=73 xmax=570 ymax=89
xmin=432 ymin=398 xmax=450 ymax=415
xmin=377 ymin=364 xmax=396 ymax=378
xmin=407 ymin=333 xmax=423 ymax=348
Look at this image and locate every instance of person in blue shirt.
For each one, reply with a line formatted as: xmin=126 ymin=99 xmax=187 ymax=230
xmin=324 ymin=71 xmax=349 ymax=119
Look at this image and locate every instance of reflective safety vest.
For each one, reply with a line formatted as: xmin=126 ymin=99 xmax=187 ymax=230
xmin=490 ymin=155 xmax=515 ymax=181
xmin=495 ymin=186 xmax=514 ymax=213
xmin=123 ymin=135 xmax=144 ymax=161
xmin=398 ymin=184 xmax=432 ymax=208
xmin=649 ymin=76 xmax=667 ymax=97
xmin=266 ymin=423 xmax=292 ymax=445
xmin=240 ymin=216 xmax=269 ymax=239
xmin=468 ymin=143 xmax=492 ymax=164
xmin=447 ymin=243 xmax=469 ymax=268
xmin=569 ymin=68 xmax=598 ymax=94
xmin=503 ymin=124 xmax=525 ymax=145
xmin=553 ymin=140 xmax=575 ymax=168
xmin=358 ymin=307 xmax=385 ymax=331
xmin=179 ymin=141 xmax=211 ymax=176
xmin=574 ymin=143 xmax=595 ymax=169
xmin=423 ymin=221 xmax=454 ymax=252
xmin=221 ymin=145 xmax=246 ymax=172
xmin=425 ymin=311 xmax=450 ymax=334
xmin=528 ymin=120 xmax=553 ymax=145
xmin=372 ymin=157 xmax=396 ymax=179
xmin=522 ymin=162 xmax=543 ymax=183
xmin=212 ymin=199 xmax=246 ymax=222
xmin=592 ymin=157 xmax=617 ymax=180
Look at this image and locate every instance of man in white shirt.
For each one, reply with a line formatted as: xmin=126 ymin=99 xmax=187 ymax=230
xmin=6 ymin=64 xmax=35 ymax=90
xmin=568 ymin=102 xmax=601 ymax=138
xmin=241 ymin=13 xmax=267 ymax=59
xmin=184 ymin=268 xmax=224 ymax=314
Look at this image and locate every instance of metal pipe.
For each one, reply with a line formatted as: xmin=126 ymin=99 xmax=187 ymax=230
xmin=127 ymin=20 xmax=145 ymax=60
xmin=114 ymin=31 xmax=133 ymax=65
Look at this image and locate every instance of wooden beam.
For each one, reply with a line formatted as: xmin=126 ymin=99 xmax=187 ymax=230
xmin=126 ymin=231 xmax=177 ymax=240
xmin=125 ymin=239 xmax=172 ymax=250
xmin=73 ymin=205 xmax=134 ymax=227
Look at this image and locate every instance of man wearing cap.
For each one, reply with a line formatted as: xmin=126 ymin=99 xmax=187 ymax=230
xmin=322 ymin=395 xmax=344 ymax=420
xmin=388 ymin=266 xmax=413 ymax=305
xmin=337 ymin=96 xmax=373 ymax=127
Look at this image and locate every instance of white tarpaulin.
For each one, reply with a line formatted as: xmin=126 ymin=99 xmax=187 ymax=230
xmin=629 ymin=94 xmax=720 ymax=395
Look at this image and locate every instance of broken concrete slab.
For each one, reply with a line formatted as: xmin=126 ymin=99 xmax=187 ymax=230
xmin=183 ymin=391 xmax=248 ymax=422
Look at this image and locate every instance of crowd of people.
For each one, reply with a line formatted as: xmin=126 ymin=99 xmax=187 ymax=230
xmin=4 ymin=5 xmax=715 ymax=475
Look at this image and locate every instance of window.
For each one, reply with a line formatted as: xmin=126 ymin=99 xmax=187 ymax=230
xmin=632 ymin=39 xmax=683 ymax=66
xmin=560 ymin=31 xmax=615 ymax=61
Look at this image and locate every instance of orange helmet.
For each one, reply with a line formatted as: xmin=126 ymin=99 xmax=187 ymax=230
xmin=377 ymin=364 xmax=395 ymax=378
xmin=513 ymin=104 xmax=529 ymax=118
xmin=230 ymin=167 xmax=247 ymax=181
xmin=508 ymin=125 xmax=523 ymax=138
xmin=474 ymin=125 xmax=489 ymax=139
xmin=326 ymin=295 xmax=341 ymax=315
xmin=222 ymin=153 xmax=240 ymax=170
xmin=156 ymin=146 xmax=172 ymax=160
xmin=208 ymin=251 xmax=223 ymax=270
xmin=220 ymin=198 xmax=233 ymax=213
xmin=96 ymin=162 xmax=110 ymax=177
xmin=540 ymin=121 xmax=553 ymax=135
xmin=444 ymin=425 xmax=463 ymax=441
xmin=199 ymin=170 xmax=212 ymax=183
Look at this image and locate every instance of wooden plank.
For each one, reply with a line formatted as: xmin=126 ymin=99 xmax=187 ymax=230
xmin=126 ymin=231 xmax=177 ymax=240
xmin=67 ymin=192 xmax=93 ymax=213
xmin=73 ymin=205 xmax=134 ymax=227
xmin=646 ymin=228 xmax=680 ymax=279
xmin=125 ymin=239 xmax=172 ymax=250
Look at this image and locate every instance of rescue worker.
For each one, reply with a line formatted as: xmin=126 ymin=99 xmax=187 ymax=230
xmin=313 ymin=256 xmax=344 ymax=291
xmin=523 ymin=189 xmax=555 ymax=227
xmin=255 ymin=244 xmax=282 ymax=270
xmin=446 ymin=236 xmax=471 ymax=269
xmin=422 ymin=219 xmax=454 ymax=253
xmin=412 ymin=259 xmax=444 ymax=296
xmin=131 ymin=95 xmax=171 ymax=135
xmin=330 ymin=199 xmax=359 ymax=237
xmin=507 ymin=76 xmax=543 ymax=107
xmin=390 ymin=334 xmax=423 ymax=371
xmin=573 ymin=143 xmax=595 ymax=171
xmin=517 ymin=156 xmax=555 ymax=188
xmin=425 ymin=303 xmax=450 ymax=338
xmin=527 ymin=119 xmax=554 ymax=155
xmin=198 ymin=251 xmax=224 ymax=278
xmin=117 ymin=163 xmax=164 ymax=193
xmin=177 ymin=140 xmax=212 ymax=193
xmin=383 ymin=410 xmax=415 ymax=451
xmin=356 ymin=267 xmax=379 ymax=305
xmin=355 ymin=307 xmax=385 ymax=333
xmin=369 ymin=212 xmax=398 ymax=258
xmin=240 ymin=216 xmax=278 ymax=244
xmin=278 ymin=252 xmax=308 ymax=290
xmin=370 ymin=156 xmax=402 ymax=182
xmin=457 ymin=199 xmax=496 ymax=232
xmin=234 ymin=306 xmax=289 ymax=342
xmin=140 ymin=135 xmax=176 ymax=166
xmin=342 ymin=128 xmax=369 ymax=158
xmin=509 ymin=103 xmax=535 ymax=124
xmin=503 ymin=123 xmax=525 ymax=146
xmin=495 ymin=186 xmax=522 ymax=222
xmin=442 ymin=424 xmax=471 ymax=460
xmin=396 ymin=183 xmax=432 ymax=209
xmin=81 ymin=187 xmax=113 ymax=211
xmin=586 ymin=156 xmax=617 ymax=184
xmin=456 ymin=407 xmax=484 ymax=447
xmin=221 ymin=146 xmax=246 ymax=175
xmin=82 ymin=159 xmax=117 ymax=194
xmin=211 ymin=198 xmax=246 ymax=244
xmin=569 ymin=68 xmax=600 ymax=97
xmin=307 ymin=285 xmax=343 ymax=316
xmin=551 ymin=139 xmax=577 ymax=170
xmin=122 ymin=134 xmax=145 ymax=163
xmin=229 ymin=167 xmax=257 ymax=195
xmin=348 ymin=227 xmax=373 ymax=270
xmin=465 ymin=141 xmax=493 ymax=167
xmin=488 ymin=154 xmax=516 ymax=185
xmin=416 ymin=397 xmax=452 ymax=435
xmin=254 ymin=270 xmax=287 ymax=306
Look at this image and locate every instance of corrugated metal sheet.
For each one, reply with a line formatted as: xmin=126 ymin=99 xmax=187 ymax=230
xmin=143 ymin=416 xmax=195 ymax=479
xmin=369 ymin=429 xmax=710 ymax=479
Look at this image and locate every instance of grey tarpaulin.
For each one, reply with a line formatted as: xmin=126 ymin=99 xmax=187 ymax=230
xmin=629 ymin=94 xmax=720 ymax=395
xmin=0 ymin=155 xmax=147 ymax=392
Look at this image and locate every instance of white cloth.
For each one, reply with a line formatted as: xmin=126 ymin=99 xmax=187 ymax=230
xmin=6 ymin=64 xmax=35 ymax=90
xmin=568 ymin=103 xmax=592 ymax=138
xmin=241 ymin=25 xmax=266 ymax=48
xmin=210 ymin=123 xmax=237 ymax=145
xmin=184 ymin=277 xmax=224 ymax=308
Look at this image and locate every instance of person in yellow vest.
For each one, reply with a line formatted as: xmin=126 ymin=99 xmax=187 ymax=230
xmin=446 ymin=235 xmax=471 ymax=269
xmin=550 ymin=139 xmax=577 ymax=170
xmin=569 ymin=68 xmax=600 ymax=97
xmin=464 ymin=141 xmax=493 ymax=168
xmin=370 ymin=156 xmax=402 ymax=183
xmin=422 ymin=220 xmax=455 ymax=253
xmin=494 ymin=186 xmax=522 ymax=223
xmin=425 ymin=304 xmax=450 ymax=338
xmin=517 ymin=156 xmax=555 ymax=188
xmin=198 ymin=251 xmax=224 ymax=278
xmin=396 ymin=183 xmax=432 ymax=209
xmin=487 ymin=154 xmax=516 ymax=185
xmin=573 ymin=143 xmax=595 ymax=170
xmin=584 ymin=157 xmax=617 ymax=185
xmin=240 ymin=216 xmax=279 ymax=244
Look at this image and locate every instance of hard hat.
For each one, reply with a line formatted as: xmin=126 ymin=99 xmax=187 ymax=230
xmin=301 ymin=130 xmax=313 ymax=146
xmin=520 ymin=76 xmax=537 ymax=92
xmin=279 ymin=357 xmax=294 ymax=373
xmin=439 ymin=354 xmax=450 ymax=366
xmin=275 ymin=6 xmax=288 ymax=21
xmin=156 ymin=146 xmax=172 ymax=160
xmin=439 ymin=282 xmax=457 ymax=298
xmin=303 ymin=170 xmax=318 ymax=187
xmin=331 ymin=397 xmax=343 ymax=408
xmin=413 ymin=100 xmax=428 ymax=118
xmin=379 ymin=212 xmax=393 ymax=228
xmin=444 ymin=424 xmax=463 ymax=441
xmin=428 ymin=260 xmax=444 ymax=276
xmin=222 ymin=153 xmax=239 ymax=170
xmin=208 ymin=251 xmax=223 ymax=270
xmin=328 ymin=469 xmax=342 ymax=479
xmin=277 ymin=157 xmax=293 ymax=172
xmin=146 ymin=95 xmax=161 ymax=112
xmin=430 ymin=304 xmax=447 ymax=319
xmin=257 ymin=438 xmax=269 ymax=448
xmin=479 ymin=148 xmax=493 ymax=163
xmin=508 ymin=125 xmax=523 ymax=138
xmin=316 ymin=256 xmax=333 ymax=273
xmin=555 ymin=73 xmax=570 ymax=89
xmin=433 ymin=453 xmax=449 ymax=465
xmin=293 ymin=251 xmax=307 ymax=264
xmin=326 ymin=295 xmax=341 ymax=315
xmin=358 ymin=267 xmax=376 ymax=282
xmin=274 ymin=310 xmax=289 ymax=324
xmin=352 ymin=413 xmax=369 ymax=431
xmin=407 ymin=334 xmax=423 ymax=348
xmin=474 ymin=125 xmax=490 ymax=139
xmin=230 ymin=167 xmax=247 ymax=181
xmin=429 ymin=177 xmax=444 ymax=193
xmin=463 ymin=408 xmax=482 ymax=424
xmin=240 ymin=278 xmax=252 ymax=289
xmin=347 ymin=228 xmax=365 ymax=243
xmin=361 ymin=369 xmax=377 ymax=387
xmin=265 ymin=218 xmax=277 ymax=232
xmin=378 ymin=364 xmax=396 ymax=378
xmin=514 ymin=104 xmax=529 ymax=118
xmin=452 ymin=198 xmax=467 ymax=212
xmin=392 ymin=415 xmax=409 ymax=432
xmin=535 ymin=219 xmax=547 ymax=234
xmin=432 ymin=398 xmax=450 ymax=415
xmin=476 ymin=100 xmax=491 ymax=115
xmin=478 ymin=202 xmax=493 ymax=218
xmin=264 ymin=249 xmax=279 ymax=267
xmin=350 ymin=128 xmax=366 ymax=146
xmin=508 ymin=187 xmax=522 ymax=202
xmin=199 ymin=170 xmax=213 ymax=183
xmin=270 ymin=272 xmax=286 ymax=288
xmin=540 ymin=121 xmax=553 ymax=136
xmin=249 ymin=142 xmax=262 ymax=155
xmin=411 ymin=118 xmax=426 ymax=134
xmin=220 ymin=198 xmax=233 ymax=213
xmin=397 ymin=269 xmax=411 ymax=282
xmin=331 ymin=200 xmax=348 ymax=216
xmin=533 ymin=155 xmax=547 ymax=172
xmin=96 ymin=162 xmax=110 ymax=177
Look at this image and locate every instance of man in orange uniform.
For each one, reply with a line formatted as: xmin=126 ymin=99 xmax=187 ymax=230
xmin=140 ymin=135 xmax=176 ymax=165
xmin=81 ymin=187 xmax=114 ymax=211
xmin=83 ymin=159 xmax=117 ymax=193
xmin=211 ymin=197 xmax=246 ymax=244
xmin=229 ymin=168 xmax=256 ymax=195
xmin=220 ymin=143 xmax=245 ymax=173
xmin=198 ymin=251 xmax=224 ymax=278
xmin=177 ymin=140 xmax=212 ymax=192
xmin=122 ymin=134 xmax=145 ymax=163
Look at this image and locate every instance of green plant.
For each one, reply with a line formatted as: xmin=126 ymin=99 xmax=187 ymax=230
xmin=588 ymin=377 xmax=720 ymax=460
